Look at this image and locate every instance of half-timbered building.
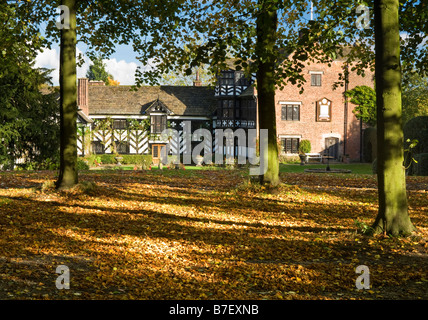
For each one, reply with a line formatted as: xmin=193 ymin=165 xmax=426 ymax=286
xmin=76 ymin=56 xmax=373 ymax=164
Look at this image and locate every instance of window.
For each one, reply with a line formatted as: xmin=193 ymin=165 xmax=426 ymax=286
xmin=113 ymin=119 xmax=127 ymax=130
xmin=151 ymin=115 xmax=167 ymax=134
xmin=235 ymin=71 xmax=251 ymax=86
xmin=240 ymin=99 xmax=256 ymax=121
xmin=281 ymin=104 xmax=300 ymax=121
xmin=92 ymin=141 xmax=104 ymax=154
xmin=115 ymin=141 xmax=129 ymax=154
xmin=311 ymin=73 xmax=322 ymax=86
xmin=316 ymin=98 xmax=332 ymax=122
xmin=220 ymin=99 xmax=234 ymax=119
xmin=219 ymin=71 xmax=235 ymax=85
xmin=281 ymin=138 xmax=300 ymax=154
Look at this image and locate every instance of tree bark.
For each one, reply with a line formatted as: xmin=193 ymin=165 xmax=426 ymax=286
xmin=256 ymin=2 xmax=280 ymax=186
xmin=56 ymin=0 xmax=78 ymax=189
xmin=372 ymin=0 xmax=415 ymax=235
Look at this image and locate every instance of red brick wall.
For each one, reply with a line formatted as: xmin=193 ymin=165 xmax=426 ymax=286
xmin=273 ymin=59 xmax=373 ymax=161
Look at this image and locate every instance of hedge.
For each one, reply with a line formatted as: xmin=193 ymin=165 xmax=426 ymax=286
xmin=120 ymin=155 xmax=152 ymax=167
xmin=375 ymin=154 xmax=428 ymax=176
xmin=409 ymin=153 xmax=428 ymax=176
xmin=404 ymin=116 xmax=428 ymax=155
xmin=83 ymin=154 xmax=153 ymax=167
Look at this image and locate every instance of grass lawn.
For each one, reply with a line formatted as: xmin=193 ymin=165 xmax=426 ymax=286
xmin=0 ymin=168 xmax=427 ymax=300
xmin=280 ymin=162 xmax=373 ymax=175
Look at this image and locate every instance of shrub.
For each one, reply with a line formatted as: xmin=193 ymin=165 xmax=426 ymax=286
xmin=403 ymin=116 xmax=428 ymax=155
xmin=120 ymin=155 xmax=152 ymax=167
xmin=99 ymin=154 xmax=116 ymax=164
xmin=84 ymin=154 xmax=97 ymax=167
xmin=279 ymin=155 xmax=300 ymax=164
xmin=77 ymin=158 xmax=90 ymax=171
xmin=410 ymin=153 xmax=428 ymax=176
xmin=298 ymin=140 xmax=311 ymax=154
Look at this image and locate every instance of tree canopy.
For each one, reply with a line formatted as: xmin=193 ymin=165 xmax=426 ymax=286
xmin=86 ymin=55 xmax=112 ymax=84
xmin=0 ymin=3 xmax=59 ymax=169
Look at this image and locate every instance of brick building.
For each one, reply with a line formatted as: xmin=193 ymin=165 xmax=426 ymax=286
xmin=76 ymin=56 xmax=373 ymax=163
xmin=273 ymin=58 xmax=373 ymax=162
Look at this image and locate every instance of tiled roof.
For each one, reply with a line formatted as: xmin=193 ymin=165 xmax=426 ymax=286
xmin=88 ymin=85 xmax=217 ymax=117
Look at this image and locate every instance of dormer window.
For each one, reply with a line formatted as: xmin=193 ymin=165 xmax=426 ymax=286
xmin=145 ymin=99 xmax=171 ymax=135
xmin=151 ymin=115 xmax=167 ymax=134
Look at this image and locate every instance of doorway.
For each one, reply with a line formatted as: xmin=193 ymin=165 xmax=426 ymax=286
xmin=325 ymin=137 xmax=339 ymax=160
xmin=151 ymin=144 xmax=166 ymax=165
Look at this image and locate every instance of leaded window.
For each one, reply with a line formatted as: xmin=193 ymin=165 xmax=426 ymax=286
xmin=281 ymin=104 xmax=300 ymax=121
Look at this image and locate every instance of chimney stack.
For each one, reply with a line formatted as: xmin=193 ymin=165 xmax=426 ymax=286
xmin=77 ymin=78 xmax=89 ymax=116
xmin=193 ymin=69 xmax=202 ymax=86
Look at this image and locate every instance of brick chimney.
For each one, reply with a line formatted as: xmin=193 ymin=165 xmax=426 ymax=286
xmin=77 ymin=78 xmax=89 ymax=116
xmin=193 ymin=70 xmax=202 ymax=86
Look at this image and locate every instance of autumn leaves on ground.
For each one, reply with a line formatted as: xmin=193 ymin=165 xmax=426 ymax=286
xmin=0 ymin=167 xmax=427 ymax=300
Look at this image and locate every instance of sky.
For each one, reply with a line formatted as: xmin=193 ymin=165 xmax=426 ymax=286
xmin=35 ymin=42 xmax=142 ymax=86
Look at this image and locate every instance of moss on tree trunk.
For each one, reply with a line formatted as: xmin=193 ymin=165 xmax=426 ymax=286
xmin=372 ymin=0 xmax=415 ymax=235
xmin=56 ymin=0 xmax=78 ymax=189
xmin=255 ymin=3 xmax=280 ymax=186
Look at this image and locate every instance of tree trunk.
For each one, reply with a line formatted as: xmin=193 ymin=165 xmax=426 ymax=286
xmin=372 ymin=0 xmax=415 ymax=235
xmin=256 ymin=2 xmax=280 ymax=186
xmin=56 ymin=0 xmax=78 ymax=189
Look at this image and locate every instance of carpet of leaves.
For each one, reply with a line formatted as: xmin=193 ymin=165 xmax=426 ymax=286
xmin=0 ymin=169 xmax=427 ymax=300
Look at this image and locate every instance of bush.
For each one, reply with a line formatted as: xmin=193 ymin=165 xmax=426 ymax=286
xmin=120 ymin=154 xmax=152 ymax=167
xmin=298 ymin=140 xmax=311 ymax=154
xmin=403 ymin=116 xmax=428 ymax=155
xmin=77 ymin=158 xmax=90 ymax=171
xmin=99 ymin=154 xmax=116 ymax=164
xmin=409 ymin=153 xmax=428 ymax=176
xmin=279 ymin=155 xmax=300 ymax=164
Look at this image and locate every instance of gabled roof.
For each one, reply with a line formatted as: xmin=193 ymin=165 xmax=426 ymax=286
xmin=88 ymin=85 xmax=217 ymax=117
xmin=77 ymin=110 xmax=93 ymax=123
xmin=142 ymin=98 xmax=173 ymax=115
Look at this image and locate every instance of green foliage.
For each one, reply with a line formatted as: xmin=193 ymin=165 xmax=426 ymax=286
xmin=99 ymin=154 xmax=116 ymax=165
xmin=354 ymin=220 xmax=374 ymax=235
xmin=278 ymin=155 xmax=300 ymax=164
xmin=298 ymin=140 xmax=311 ymax=154
xmin=408 ymin=153 xmax=428 ymax=176
xmin=0 ymin=3 xmax=59 ymax=169
xmin=77 ymin=158 xmax=90 ymax=171
xmin=403 ymin=116 xmax=428 ymax=155
xmin=86 ymin=55 xmax=113 ymax=85
xmin=345 ymin=85 xmax=377 ymax=127
xmin=402 ymin=72 xmax=428 ymax=124
xmin=120 ymin=155 xmax=153 ymax=167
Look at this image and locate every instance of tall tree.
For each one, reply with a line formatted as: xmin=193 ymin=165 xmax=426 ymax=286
xmin=255 ymin=2 xmax=279 ymax=185
xmin=129 ymin=0 xmax=329 ymax=186
xmin=345 ymin=85 xmax=377 ymax=127
xmin=304 ymin=0 xmax=427 ymax=236
xmin=16 ymin=0 xmax=155 ymax=188
xmin=56 ymin=0 xmax=78 ymax=189
xmin=402 ymin=72 xmax=428 ymax=124
xmin=0 ymin=3 xmax=59 ymax=169
xmin=86 ymin=55 xmax=113 ymax=85
xmin=372 ymin=0 xmax=415 ymax=235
